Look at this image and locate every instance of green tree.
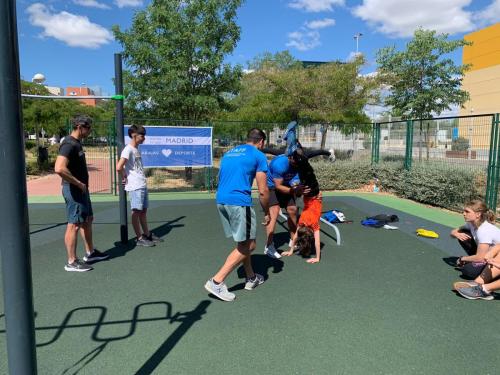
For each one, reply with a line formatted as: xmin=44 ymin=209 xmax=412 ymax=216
xmin=224 ymin=52 xmax=376 ymax=147
xmin=22 ymin=81 xmax=114 ymax=139
xmin=113 ymin=0 xmax=243 ymax=121
xmin=376 ymin=28 xmax=471 ymax=160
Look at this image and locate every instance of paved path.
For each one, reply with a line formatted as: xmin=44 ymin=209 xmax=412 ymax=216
xmin=27 ymin=158 xmax=112 ymax=196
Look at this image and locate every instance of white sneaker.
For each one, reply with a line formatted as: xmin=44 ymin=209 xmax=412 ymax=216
xmin=245 ymin=273 xmax=265 ymax=290
xmin=264 ymin=244 xmax=282 ymax=259
xmin=204 ymin=279 xmax=236 ymax=302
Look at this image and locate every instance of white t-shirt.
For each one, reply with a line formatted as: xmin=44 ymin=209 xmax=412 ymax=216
xmin=466 ymin=221 xmax=500 ymax=246
xmin=120 ymin=144 xmax=147 ymax=191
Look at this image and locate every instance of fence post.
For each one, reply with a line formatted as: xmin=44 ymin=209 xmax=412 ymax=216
xmin=486 ymin=114 xmax=500 ymax=212
xmin=114 ymin=53 xmax=128 ymax=243
xmin=493 ymin=114 xmax=500 ymax=213
xmin=404 ymin=120 xmax=414 ymax=170
xmin=371 ymin=123 xmax=380 ymax=164
xmin=108 ymin=118 xmax=114 ymax=194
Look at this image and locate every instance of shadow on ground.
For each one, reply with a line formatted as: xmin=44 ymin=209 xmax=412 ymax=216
xmin=1 ymin=300 xmax=210 ymax=375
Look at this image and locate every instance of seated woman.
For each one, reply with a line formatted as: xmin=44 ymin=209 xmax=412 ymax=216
xmin=454 ymin=245 xmax=500 ymax=300
xmin=450 ymin=200 xmax=500 ymax=279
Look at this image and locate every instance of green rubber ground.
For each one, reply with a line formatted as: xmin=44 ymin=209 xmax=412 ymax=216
xmin=1 ymin=195 xmax=499 ymax=374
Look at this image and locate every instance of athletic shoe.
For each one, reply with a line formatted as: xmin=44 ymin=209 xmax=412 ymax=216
xmin=456 ymin=285 xmax=494 ymax=300
xmin=83 ymin=249 xmax=110 ymax=263
xmin=264 ymin=244 xmax=281 ymax=259
xmin=204 ymin=279 xmax=236 ymax=302
xmin=136 ymin=237 xmax=155 ymax=247
xmin=64 ymin=259 xmax=93 ymax=272
xmin=147 ymin=232 xmax=164 ymax=243
xmin=245 ymin=273 xmax=265 ymax=291
xmin=453 ymin=280 xmax=479 ymax=290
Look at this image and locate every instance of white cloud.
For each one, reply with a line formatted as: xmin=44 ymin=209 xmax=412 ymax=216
xmin=27 ymin=3 xmax=113 ymax=49
xmin=353 ymin=0 xmax=475 ymax=38
xmin=286 ymin=30 xmax=321 ymax=51
xmin=305 ymin=18 xmax=335 ymax=29
xmin=474 ymin=0 xmax=500 ymax=25
xmin=73 ymin=0 xmax=110 ymax=10
xmin=114 ymin=0 xmax=143 ymax=8
xmin=288 ymin=0 xmax=344 ymax=12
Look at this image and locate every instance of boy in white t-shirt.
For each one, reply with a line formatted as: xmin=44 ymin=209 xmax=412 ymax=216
xmin=116 ymin=125 xmax=163 ymax=247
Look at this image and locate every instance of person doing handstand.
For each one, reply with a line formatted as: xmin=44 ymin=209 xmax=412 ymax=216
xmin=280 ymin=121 xmax=324 ymax=264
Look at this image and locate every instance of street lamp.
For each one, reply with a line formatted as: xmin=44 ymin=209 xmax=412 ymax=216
xmin=354 ymin=33 xmax=363 ymax=54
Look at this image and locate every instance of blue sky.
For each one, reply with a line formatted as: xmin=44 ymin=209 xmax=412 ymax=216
xmin=17 ymin=0 xmax=500 ymax=96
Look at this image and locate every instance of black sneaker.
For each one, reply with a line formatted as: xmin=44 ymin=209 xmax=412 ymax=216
xmin=83 ymin=249 xmax=110 ymax=263
xmin=64 ymin=259 xmax=93 ymax=272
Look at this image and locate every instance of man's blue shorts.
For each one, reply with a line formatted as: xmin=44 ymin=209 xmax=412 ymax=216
xmin=62 ymin=184 xmax=93 ymax=224
xmin=129 ymin=187 xmax=149 ymax=211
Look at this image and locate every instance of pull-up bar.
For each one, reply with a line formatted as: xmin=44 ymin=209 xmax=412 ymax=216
xmin=21 ymin=94 xmax=125 ymax=100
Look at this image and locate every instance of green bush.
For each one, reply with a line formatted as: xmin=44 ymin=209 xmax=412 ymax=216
xmin=314 ymin=160 xmax=373 ymax=190
xmin=380 ymin=154 xmax=405 ymax=163
xmin=24 ymin=140 xmax=36 ymax=149
xmin=314 ymin=160 xmax=483 ymax=212
xmin=333 ymin=150 xmax=354 ymax=161
xmin=451 ymin=137 xmax=469 ymax=151
xmin=208 ymin=157 xmax=484 ymax=212
xmin=25 ymin=159 xmax=54 ymax=175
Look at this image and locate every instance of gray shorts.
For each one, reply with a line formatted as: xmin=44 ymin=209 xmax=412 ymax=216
xmin=217 ymin=204 xmax=256 ymax=242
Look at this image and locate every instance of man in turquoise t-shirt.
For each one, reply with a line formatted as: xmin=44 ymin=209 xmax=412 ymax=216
xmin=204 ymin=128 xmax=270 ymax=302
xmin=264 ymin=154 xmax=308 ymax=259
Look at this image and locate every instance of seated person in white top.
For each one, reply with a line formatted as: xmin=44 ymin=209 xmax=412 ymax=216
xmin=450 ymin=199 xmax=500 ymax=279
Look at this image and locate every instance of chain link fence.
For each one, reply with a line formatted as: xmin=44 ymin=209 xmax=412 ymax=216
xmin=27 ymin=114 xmax=500 ymax=214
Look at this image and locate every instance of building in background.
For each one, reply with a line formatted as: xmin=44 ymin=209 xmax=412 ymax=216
xmin=66 ymin=86 xmax=99 ymax=107
xmin=459 ymin=22 xmax=500 ymax=149
xmin=45 ymin=86 xmax=64 ymax=96
xmin=460 ymin=22 xmax=500 ymax=116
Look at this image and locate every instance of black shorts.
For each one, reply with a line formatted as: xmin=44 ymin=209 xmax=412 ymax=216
xmin=269 ymin=188 xmax=296 ymax=209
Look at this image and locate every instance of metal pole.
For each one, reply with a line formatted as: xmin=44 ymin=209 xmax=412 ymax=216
xmin=0 ymin=1 xmax=38 ymax=374
xmin=114 ymin=53 xmax=128 ymax=244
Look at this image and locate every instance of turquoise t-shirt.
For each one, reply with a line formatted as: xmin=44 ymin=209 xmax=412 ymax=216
xmin=216 ymin=144 xmax=268 ymax=206
xmin=267 ymin=154 xmax=298 ymax=188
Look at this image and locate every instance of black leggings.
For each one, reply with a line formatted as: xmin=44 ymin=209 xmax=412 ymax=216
xmin=457 ymin=228 xmax=486 ymax=279
xmin=457 ymin=228 xmax=477 ymax=256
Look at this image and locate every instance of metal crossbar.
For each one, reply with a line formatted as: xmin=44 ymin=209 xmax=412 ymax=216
xmin=278 ymin=210 xmax=341 ymax=246
xmin=21 ymin=94 xmax=124 ymax=100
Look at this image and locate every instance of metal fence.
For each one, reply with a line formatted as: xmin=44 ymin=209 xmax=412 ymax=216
xmin=371 ymin=114 xmax=500 ymax=211
xmin=27 ymin=114 xmax=500 ymax=213
xmin=79 ymin=119 xmax=115 ymax=194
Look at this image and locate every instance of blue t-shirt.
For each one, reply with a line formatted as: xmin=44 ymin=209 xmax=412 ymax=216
xmin=216 ymin=144 xmax=268 ymax=206
xmin=267 ymin=154 xmax=298 ymax=188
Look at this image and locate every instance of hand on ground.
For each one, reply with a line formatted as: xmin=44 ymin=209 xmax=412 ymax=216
xmin=306 ymin=258 xmax=320 ymax=264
